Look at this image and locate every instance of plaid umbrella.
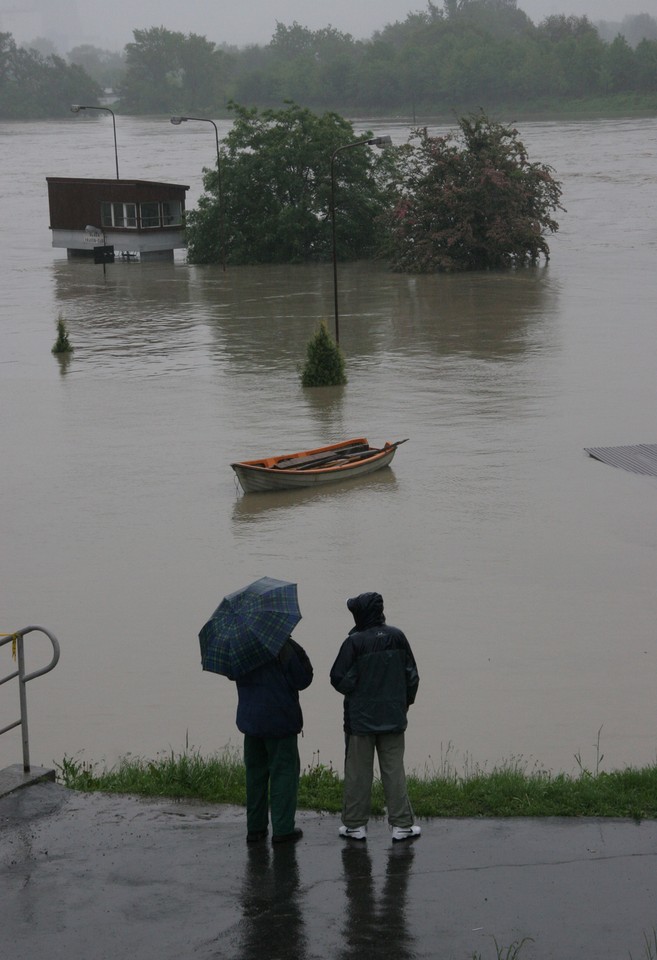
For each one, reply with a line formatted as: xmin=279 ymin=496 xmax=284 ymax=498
xmin=198 ymin=576 xmax=302 ymax=678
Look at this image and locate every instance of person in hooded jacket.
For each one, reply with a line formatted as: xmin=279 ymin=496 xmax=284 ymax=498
xmin=330 ymin=592 xmax=421 ymax=842
xmin=233 ymin=636 xmax=313 ymax=844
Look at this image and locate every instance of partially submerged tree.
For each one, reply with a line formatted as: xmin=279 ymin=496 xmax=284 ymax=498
xmin=185 ymin=101 xmax=398 ymax=265
xmin=301 ymin=321 xmax=346 ymax=387
xmin=382 ymin=111 xmax=564 ymax=273
xmin=52 ymin=314 xmax=74 ymax=354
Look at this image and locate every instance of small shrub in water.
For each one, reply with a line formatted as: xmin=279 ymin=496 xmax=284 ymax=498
xmin=52 ymin=315 xmax=74 ymax=354
xmin=301 ymin=321 xmax=346 ymax=387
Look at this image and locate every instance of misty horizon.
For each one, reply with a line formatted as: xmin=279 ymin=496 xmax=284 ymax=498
xmin=1 ymin=0 xmax=655 ymax=56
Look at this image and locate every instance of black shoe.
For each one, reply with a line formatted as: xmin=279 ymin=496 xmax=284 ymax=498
xmin=272 ymin=828 xmax=303 ymax=844
xmin=246 ymin=829 xmax=268 ymax=843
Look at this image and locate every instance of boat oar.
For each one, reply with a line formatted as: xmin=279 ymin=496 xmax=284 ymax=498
xmin=301 ymin=438 xmax=410 ymax=470
xmin=274 ymin=442 xmax=369 ymax=470
xmin=363 ymin=438 xmax=409 ymax=456
xmin=340 ymin=438 xmax=409 ymax=463
xmin=277 ymin=438 xmax=409 ymax=472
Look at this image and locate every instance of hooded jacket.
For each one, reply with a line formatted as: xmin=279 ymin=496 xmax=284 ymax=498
xmin=235 ymin=637 xmax=313 ymax=739
xmin=329 ymin=593 xmax=419 ymax=736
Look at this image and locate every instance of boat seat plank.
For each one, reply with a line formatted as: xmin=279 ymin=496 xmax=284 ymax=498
xmin=293 ymin=448 xmax=383 ymax=471
xmin=274 ymin=443 xmax=369 ymax=470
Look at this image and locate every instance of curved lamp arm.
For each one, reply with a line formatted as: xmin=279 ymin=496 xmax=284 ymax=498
xmin=71 ymin=104 xmax=120 ymax=179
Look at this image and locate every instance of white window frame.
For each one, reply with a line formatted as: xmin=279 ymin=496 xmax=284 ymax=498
xmin=140 ymin=201 xmax=161 ymax=229
xmin=161 ymin=200 xmax=182 ymax=226
xmin=101 ymin=201 xmax=137 ymax=229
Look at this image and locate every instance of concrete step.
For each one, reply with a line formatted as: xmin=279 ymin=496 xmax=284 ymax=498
xmin=0 ymin=764 xmax=56 ymax=799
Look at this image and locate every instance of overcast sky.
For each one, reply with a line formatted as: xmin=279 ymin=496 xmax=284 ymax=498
xmin=1 ymin=0 xmax=655 ymax=52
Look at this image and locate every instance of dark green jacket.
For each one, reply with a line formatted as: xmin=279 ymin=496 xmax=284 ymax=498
xmin=330 ymin=592 xmax=419 ymax=736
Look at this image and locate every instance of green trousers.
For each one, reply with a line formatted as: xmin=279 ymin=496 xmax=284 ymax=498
xmin=243 ymin=733 xmax=300 ymax=836
xmin=342 ymin=732 xmax=415 ymax=828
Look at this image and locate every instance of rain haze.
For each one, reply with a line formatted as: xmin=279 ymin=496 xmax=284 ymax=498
xmin=0 ymin=0 xmax=654 ymax=52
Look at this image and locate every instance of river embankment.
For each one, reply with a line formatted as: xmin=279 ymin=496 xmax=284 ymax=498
xmin=55 ymin=749 xmax=657 ymax=819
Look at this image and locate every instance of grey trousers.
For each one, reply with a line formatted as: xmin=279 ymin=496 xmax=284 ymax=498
xmin=342 ymin=731 xmax=415 ymax=828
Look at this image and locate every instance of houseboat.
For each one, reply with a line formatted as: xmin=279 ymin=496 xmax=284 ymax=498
xmin=46 ymin=177 xmax=189 ymax=262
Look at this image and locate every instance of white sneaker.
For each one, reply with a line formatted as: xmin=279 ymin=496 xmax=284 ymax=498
xmin=391 ymin=825 xmax=421 ymax=842
xmin=339 ymin=825 xmax=367 ymax=841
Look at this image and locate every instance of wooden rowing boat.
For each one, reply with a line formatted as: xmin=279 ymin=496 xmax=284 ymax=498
xmin=231 ymin=437 xmax=407 ymax=493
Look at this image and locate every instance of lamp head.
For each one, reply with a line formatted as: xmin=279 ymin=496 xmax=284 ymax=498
xmin=70 ymin=104 xmax=83 ymax=114
xmin=170 ymin=116 xmax=187 ymax=125
xmin=369 ymin=136 xmax=393 ymax=148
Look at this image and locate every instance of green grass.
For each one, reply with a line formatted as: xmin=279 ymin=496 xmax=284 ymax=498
xmin=407 ymin=765 xmax=657 ymax=819
xmin=56 ymin=749 xmax=657 ymax=820
xmin=57 ymin=749 xmax=247 ymax=804
xmin=470 ymin=929 xmax=657 ymax=960
xmin=631 ymin=930 xmax=657 ymax=960
xmin=472 ymin=939 xmax=533 ymax=960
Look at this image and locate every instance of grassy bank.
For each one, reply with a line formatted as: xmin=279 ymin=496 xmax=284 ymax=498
xmin=340 ymin=93 xmax=657 ymax=124
xmin=499 ymin=92 xmax=657 ymax=121
xmin=56 ymin=750 xmax=657 ymax=820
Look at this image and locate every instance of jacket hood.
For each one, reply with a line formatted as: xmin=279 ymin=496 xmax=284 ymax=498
xmin=347 ymin=592 xmax=385 ymax=630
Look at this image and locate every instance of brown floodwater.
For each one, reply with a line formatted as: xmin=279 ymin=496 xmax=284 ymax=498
xmin=1 ymin=115 xmax=656 ymax=777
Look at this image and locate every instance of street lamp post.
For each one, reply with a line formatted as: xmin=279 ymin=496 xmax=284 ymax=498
xmin=171 ymin=115 xmax=226 ymax=272
xmin=330 ymin=136 xmax=392 ymax=346
xmin=71 ymin=104 xmax=120 ymax=179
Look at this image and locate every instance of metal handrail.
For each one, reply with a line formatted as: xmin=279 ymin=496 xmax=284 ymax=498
xmin=0 ymin=626 xmax=60 ymax=772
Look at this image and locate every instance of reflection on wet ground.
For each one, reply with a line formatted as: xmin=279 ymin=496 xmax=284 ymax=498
xmin=235 ymin=844 xmax=307 ymax=960
xmin=226 ymin=827 xmax=416 ymax=960
xmin=5 ymin=784 xmax=657 ymax=960
xmin=338 ymin=842 xmax=416 ymax=960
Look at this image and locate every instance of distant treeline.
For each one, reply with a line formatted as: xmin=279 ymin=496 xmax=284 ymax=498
xmin=0 ymin=31 xmax=102 ymax=118
xmin=2 ymin=1 xmax=657 ymax=119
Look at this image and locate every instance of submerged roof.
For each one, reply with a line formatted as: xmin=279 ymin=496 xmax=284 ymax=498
xmin=584 ymin=444 xmax=657 ymax=477
xmin=46 ymin=177 xmax=189 ymax=189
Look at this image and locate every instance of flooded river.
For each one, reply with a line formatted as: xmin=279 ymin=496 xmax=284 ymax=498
xmin=1 ymin=114 xmax=656 ymax=777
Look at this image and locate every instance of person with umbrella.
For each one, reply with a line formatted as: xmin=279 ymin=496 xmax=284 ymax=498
xmin=330 ymin=591 xmax=421 ymax=842
xmin=199 ymin=577 xmax=313 ymax=844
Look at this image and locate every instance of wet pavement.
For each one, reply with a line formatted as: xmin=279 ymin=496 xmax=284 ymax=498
xmin=1 ymin=778 xmax=657 ymax=960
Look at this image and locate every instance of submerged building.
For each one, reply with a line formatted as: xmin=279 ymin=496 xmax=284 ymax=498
xmin=46 ymin=177 xmax=189 ymax=262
